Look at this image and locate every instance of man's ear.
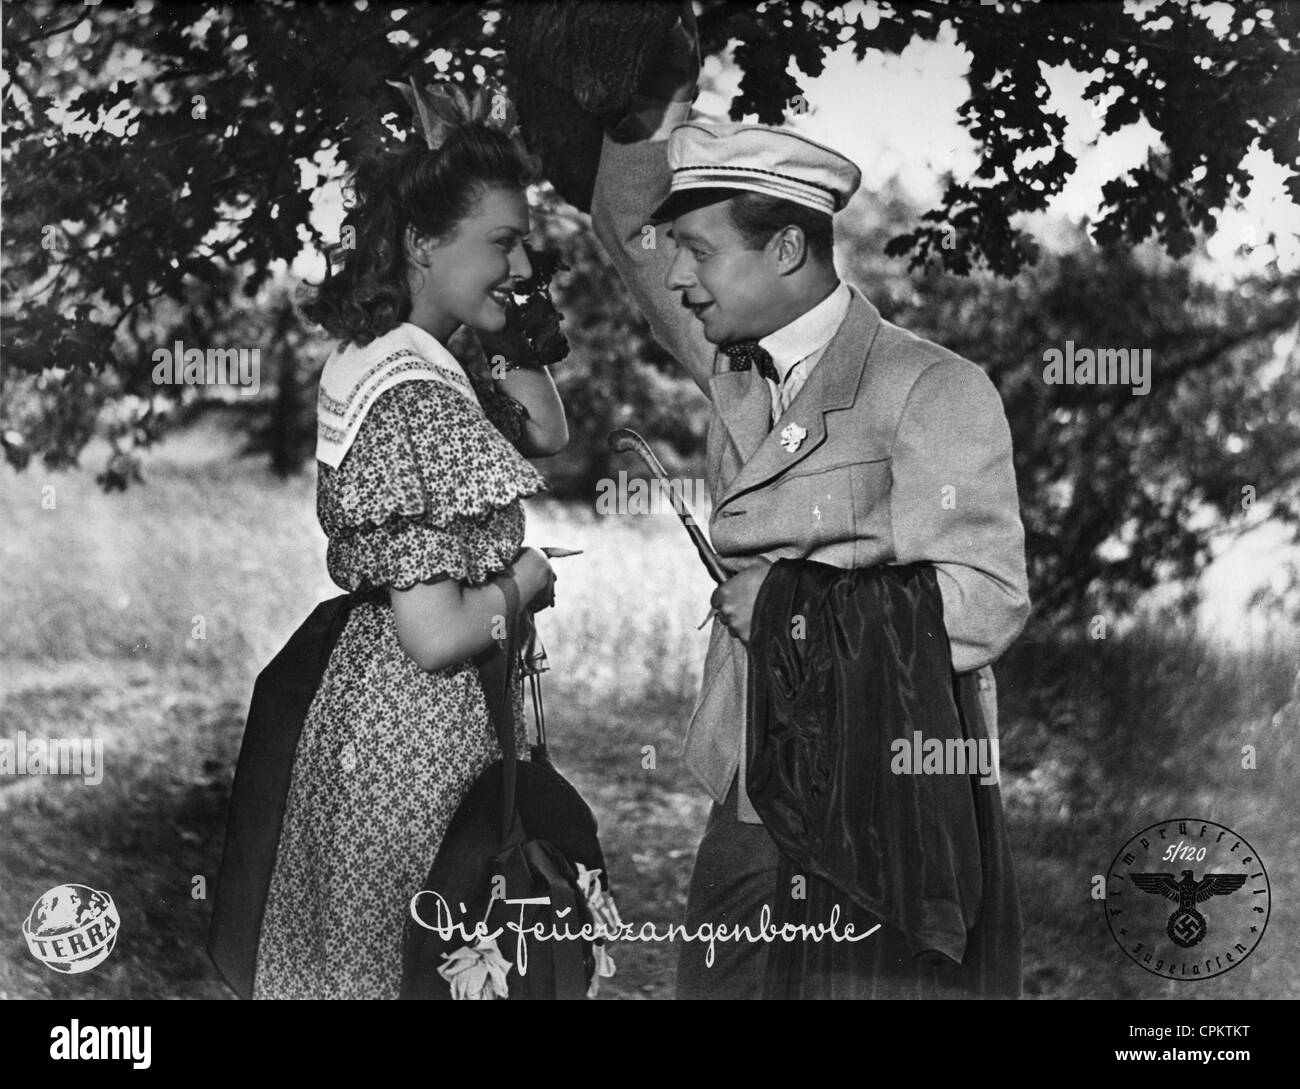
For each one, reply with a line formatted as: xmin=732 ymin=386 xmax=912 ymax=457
xmin=771 ymin=226 xmax=809 ymax=275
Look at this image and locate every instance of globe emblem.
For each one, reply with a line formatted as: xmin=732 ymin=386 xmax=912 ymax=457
xmin=22 ymin=884 xmax=120 ymax=974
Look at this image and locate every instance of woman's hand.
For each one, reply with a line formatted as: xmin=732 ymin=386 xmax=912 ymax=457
xmin=476 ymin=253 xmax=570 ymax=458
xmin=476 ymin=305 xmax=535 ymax=369
xmin=513 ymin=547 xmax=557 ymax=612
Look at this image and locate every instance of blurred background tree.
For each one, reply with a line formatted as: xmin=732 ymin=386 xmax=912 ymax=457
xmin=841 ymin=181 xmax=1300 ymax=624
xmin=2 ymin=0 xmax=1298 ymax=624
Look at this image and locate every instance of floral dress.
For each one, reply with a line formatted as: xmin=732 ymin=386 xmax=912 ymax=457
xmin=252 ymin=362 xmax=546 ymax=1000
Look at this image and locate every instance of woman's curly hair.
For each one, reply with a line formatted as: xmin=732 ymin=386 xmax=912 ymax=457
xmin=303 ymin=123 xmax=540 ymax=346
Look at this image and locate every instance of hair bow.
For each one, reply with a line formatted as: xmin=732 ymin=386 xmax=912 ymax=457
xmin=386 ymin=75 xmax=520 ymax=151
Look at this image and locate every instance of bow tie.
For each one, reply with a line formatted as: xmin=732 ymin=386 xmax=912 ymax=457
xmin=721 ymin=340 xmax=780 ymax=384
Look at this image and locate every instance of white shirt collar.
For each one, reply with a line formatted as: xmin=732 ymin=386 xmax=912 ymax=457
xmin=759 ymin=281 xmax=851 ymax=381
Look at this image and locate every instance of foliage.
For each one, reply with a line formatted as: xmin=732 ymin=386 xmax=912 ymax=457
xmin=5 ymin=1 xmax=1297 ymax=463
xmin=2 ymin=0 xmax=1298 ymax=623
xmin=841 ymin=187 xmax=1300 ymax=623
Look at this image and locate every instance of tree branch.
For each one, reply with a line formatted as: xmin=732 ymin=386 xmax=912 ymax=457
xmin=10 ymin=17 xmax=86 ymax=46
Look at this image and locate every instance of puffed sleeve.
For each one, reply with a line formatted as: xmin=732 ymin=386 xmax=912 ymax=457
xmin=318 ymin=380 xmax=548 ymax=592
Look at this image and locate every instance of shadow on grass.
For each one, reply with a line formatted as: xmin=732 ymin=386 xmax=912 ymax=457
xmin=2 ymin=615 xmax=1294 ymax=1000
xmin=996 ymin=619 xmax=1298 ymax=999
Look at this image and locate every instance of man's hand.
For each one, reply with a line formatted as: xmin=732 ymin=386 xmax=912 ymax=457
xmin=615 ymin=3 xmax=700 ymax=140
xmin=709 ymin=557 xmax=773 ymax=646
xmin=638 ymin=2 xmax=700 ymax=105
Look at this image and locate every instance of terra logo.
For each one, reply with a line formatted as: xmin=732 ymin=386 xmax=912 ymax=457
xmin=1103 ymin=819 xmax=1270 ymax=981
xmin=22 ymin=884 xmax=121 ymax=974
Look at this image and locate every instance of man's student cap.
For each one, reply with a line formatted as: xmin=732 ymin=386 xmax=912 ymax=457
xmin=649 ymin=121 xmax=863 ymax=224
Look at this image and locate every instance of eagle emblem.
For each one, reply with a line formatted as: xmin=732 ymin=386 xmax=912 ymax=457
xmin=1130 ymin=869 xmax=1247 ymax=948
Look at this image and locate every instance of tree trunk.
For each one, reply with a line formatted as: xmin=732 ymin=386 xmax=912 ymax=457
xmin=269 ymin=301 xmax=305 ymax=478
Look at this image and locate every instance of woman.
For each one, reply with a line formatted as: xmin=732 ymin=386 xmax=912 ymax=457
xmin=252 ymin=79 xmax=567 ymax=999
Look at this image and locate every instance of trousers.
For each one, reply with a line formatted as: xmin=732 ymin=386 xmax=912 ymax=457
xmin=675 ymin=781 xmax=782 ymax=999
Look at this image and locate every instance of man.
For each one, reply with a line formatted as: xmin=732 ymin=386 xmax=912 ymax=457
xmin=591 ymin=13 xmax=1030 ymax=999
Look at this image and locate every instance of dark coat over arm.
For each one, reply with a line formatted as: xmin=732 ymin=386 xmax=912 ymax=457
xmin=746 ymin=559 xmax=1022 ymax=999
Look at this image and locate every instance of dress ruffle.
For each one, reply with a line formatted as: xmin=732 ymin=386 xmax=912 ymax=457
xmin=318 ymin=380 xmax=547 ymax=591
xmin=327 ymin=505 xmax=528 ymax=590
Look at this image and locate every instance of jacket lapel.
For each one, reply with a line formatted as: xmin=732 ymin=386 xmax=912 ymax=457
xmin=715 ymin=286 xmax=882 ymax=509
xmin=708 ymin=366 xmax=771 ymax=469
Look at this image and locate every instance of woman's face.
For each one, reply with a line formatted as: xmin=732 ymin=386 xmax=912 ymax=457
xmin=412 ymin=184 xmax=533 ymax=337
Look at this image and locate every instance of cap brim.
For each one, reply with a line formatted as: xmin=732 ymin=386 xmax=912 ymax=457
xmin=648 ymin=186 xmax=747 ymax=225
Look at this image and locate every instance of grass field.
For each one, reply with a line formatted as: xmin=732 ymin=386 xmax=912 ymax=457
xmin=2 ymin=424 xmax=1296 ymax=1000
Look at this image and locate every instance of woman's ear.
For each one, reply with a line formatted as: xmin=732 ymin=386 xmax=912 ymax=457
xmin=404 ymin=226 xmax=434 ymax=268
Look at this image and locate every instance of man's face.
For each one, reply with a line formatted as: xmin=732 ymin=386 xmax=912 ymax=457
xmin=664 ymin=199 xmax=778 ymax=345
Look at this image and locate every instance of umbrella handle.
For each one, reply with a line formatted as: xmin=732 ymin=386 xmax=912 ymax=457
xmin=608 ymin=427 xmax=729 ymax=583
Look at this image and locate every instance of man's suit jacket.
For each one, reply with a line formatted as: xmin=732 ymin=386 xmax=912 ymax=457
xmin=591 ymin=130 xmax=1030 ymax=821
